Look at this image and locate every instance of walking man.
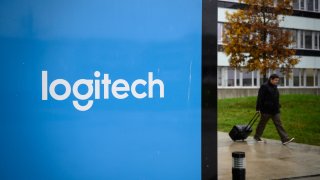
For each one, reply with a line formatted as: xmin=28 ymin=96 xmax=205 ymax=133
xmin=254 ymin=74 xmax=294 ymax=145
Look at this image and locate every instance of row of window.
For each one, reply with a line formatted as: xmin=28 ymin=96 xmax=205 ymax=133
xmin=219 ymin=0 xmax=320 ymax=13
xmin=290 ymin=29 xmax=320 ymax=50
xmin=293 ymin=0 xmax=320 ymax=12
xmin=217 ymin=23 xmax=320 ymax=51
xmin=217 ymin=67 xmax=320 ymax=87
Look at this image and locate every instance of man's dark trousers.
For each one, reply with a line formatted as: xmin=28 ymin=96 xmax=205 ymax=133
xmin=255 ymin=113 xmax=289 ymax=142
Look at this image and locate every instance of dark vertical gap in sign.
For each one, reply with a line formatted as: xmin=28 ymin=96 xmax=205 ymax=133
xmin=201 ymin=0 xmax=217 ymax=180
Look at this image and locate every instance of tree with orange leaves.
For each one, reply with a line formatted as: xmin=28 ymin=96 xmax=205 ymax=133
xmin=223 ymin=0 xmax=300 ymax=80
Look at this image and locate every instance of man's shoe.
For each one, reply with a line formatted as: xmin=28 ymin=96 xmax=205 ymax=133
xmin=282 ymin=138 xmax=295 ymax=145
xmin=254 ymin=137 xmax=264 ymax=143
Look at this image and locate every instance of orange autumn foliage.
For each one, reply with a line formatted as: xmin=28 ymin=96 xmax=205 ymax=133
xmin=223 ymin=0 xmax=300 ymax=77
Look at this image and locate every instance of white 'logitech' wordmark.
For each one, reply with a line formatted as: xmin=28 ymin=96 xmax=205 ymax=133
xmin=42 ymin=71 xmax=165 ymax=111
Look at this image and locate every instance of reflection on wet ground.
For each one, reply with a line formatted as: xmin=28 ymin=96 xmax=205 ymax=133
xmin=218 ymin=132 xmax=320 ymax=180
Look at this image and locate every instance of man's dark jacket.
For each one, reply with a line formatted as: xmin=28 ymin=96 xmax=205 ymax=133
xmin=256 ymin=81 xmax=280 ymax=114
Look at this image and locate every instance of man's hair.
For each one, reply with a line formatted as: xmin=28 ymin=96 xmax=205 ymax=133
xmin=269 ymin=74 xmax=280 ymax=80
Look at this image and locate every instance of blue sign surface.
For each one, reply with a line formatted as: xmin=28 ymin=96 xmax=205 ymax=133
xmin=0 ymin=0 xmax=202 ymax=179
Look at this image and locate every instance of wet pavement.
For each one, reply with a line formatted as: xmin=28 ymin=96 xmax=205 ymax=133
xmin=218 ymin=132 xmax=320 ymax=180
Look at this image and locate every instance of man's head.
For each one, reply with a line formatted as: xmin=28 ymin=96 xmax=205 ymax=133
xmin=269 ymin=74 xmax=280 ymax=85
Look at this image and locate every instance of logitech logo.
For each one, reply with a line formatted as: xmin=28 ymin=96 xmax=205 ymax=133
xmin=42 ymin=71 xmax=165 ymax=111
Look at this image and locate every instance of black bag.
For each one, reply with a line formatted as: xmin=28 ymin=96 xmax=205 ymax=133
xmin=229 ymin=112 xmax=260 ymax=141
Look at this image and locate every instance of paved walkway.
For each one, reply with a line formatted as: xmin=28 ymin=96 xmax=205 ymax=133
xmin=218 ymin=132 xmax=320 ymax=180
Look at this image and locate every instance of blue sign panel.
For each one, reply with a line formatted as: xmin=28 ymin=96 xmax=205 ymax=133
xmin=0 ymin=0 xmax=203 ymax=179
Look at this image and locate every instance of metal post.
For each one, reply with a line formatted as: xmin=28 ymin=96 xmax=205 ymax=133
xmin=232 ymin=151 xmax=246 ymax=180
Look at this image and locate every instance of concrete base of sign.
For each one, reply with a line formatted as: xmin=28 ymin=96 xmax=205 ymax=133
xmin=218 ymin=132 xmax=320 ymax=180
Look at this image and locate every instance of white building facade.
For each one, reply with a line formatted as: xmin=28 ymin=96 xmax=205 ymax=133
xmin=217 ymin=0 xmax=320 ymax=98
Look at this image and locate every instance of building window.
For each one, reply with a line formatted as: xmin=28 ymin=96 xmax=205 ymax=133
xmin=307 ymin=0 xmax=314 ymax=11
xmin=300 ymin=0 xmax=305 ymax=10
xmin=314 ymin=32 xmax=319 ymax=50
xmin=316 ymin=70 xmax=320 ymax=86
xmin=316 ymin=0 xmax=319 ymax=11
xmin=228 ymin=68 xmax=235 ymax=87
xmin=253 ymin=71 xmax=258 ymax=86
xmin=236 ymin=69 xmax=241 ymax=86
xmin=305 ymin=31 xmax=313 ymax=49
xmin=218 ymin=67 xmax=222 ymax=86
xmin=299 ymin=30 xmax=304 ymax=48
xmin=260 ymin=70 xmax=270 ymax=85
xmin=260 ymin=77 xmax=266 ymax=85
xmin=291 ymin=29 xmax=298 ymax=48
xmin=274 ymin=69 xmax=286 ymax=86
xmin=301 ymin=69 xmax=305 ymax=86
xmin=285 ymin=76 xmax=289 ymax=86
xmin=280 ymin=74 xmax=285 ymax=86
xmin=306 ymin=69 xmax=314 ymax=86
xmin=242 ymin=70 xmax=252 ymax=86
xmin=293 ymin=69 xmax=300 ymax=86
xmin=293 ymin=0 xmax=300 ymax=9
xmin=318 ymin=32 xmax=320 ymax=50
